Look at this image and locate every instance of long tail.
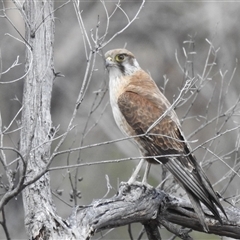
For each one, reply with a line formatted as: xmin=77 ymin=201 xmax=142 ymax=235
xmin=163 ymin=156 xmax=227 ymax=231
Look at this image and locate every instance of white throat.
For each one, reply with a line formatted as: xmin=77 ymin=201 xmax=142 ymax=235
xmin=107 ymin=58 xmax=141 ymax=136
xmin=108 ymin=73 xmax=130 ymax=136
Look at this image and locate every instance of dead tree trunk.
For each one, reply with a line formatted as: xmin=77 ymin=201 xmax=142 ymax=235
xmin=19 ymin=1 xmax=74 ymax=239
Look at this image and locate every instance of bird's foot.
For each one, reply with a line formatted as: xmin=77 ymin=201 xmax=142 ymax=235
xmin=128 ymin=160 xmax=152 ymax=189
xmin=126 ymin=179 xmax=153 ymax=189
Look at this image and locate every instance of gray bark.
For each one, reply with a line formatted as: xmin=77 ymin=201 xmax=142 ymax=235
xmin=70 ymin=182 xmax=240 ymax=240
xmin=19 ymin=1 xmax=75 ymax=239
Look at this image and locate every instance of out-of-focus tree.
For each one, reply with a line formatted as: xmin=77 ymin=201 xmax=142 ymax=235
xmin=0 ymin=0 xmax=240 ymax=239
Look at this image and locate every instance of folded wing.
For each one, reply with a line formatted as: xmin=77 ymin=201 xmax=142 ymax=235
xmin=118 ymin=90 xmax=227 ymax=230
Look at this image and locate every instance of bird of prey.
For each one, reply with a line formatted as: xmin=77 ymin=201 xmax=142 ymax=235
xmin=105 ymin=48 xmax=227 ymax=231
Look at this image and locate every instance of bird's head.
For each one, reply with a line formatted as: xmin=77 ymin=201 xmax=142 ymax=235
xmin=105 ymin=49 xmax=140 ymax=77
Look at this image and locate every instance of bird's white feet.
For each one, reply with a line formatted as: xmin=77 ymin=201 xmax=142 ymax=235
xmin=128 ymin=159 xmax=152 ymax=189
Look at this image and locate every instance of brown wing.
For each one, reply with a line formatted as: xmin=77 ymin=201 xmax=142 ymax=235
xmin=118 ymin=91 xmax=227 ymax=227
xmin=117 ymin=91 xmax=186 ymax=164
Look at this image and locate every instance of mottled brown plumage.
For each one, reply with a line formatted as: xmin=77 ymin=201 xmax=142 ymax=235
xmin=105 ymin=48 xmax=227 ymax=231
xmin=118 ymin=91 xmax=182 ymax=164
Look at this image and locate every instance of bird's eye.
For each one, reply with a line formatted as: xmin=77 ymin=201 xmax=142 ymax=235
xmin=115 ymin=54 xmax=125 ymax=62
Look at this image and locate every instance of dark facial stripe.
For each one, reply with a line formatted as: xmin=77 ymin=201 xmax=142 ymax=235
xmin=118 ymin=62 xmax=126 ymax=75
xmin=117 ymin=55 xmax=135 ymax=75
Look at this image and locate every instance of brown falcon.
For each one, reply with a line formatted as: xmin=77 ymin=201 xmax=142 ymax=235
xmin=105 ymin=48 xmax=227 ymax=231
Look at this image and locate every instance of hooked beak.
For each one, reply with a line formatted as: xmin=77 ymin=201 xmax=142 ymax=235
xmin=105 ymin=56 xmax=114 ymax=69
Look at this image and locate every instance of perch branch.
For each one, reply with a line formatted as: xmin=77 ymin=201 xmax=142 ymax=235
xmin=67 ymin=182 xmax=240 ymax=239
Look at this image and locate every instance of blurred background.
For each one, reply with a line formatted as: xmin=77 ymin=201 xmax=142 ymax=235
xmin=0 ymin=1 xmax=240 ymax=239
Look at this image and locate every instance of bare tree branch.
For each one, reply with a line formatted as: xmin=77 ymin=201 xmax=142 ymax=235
xmin=68 ymin=182 xmax=239 ymax=239
xmin=0 ymin=207 xmax=10 ymax=240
